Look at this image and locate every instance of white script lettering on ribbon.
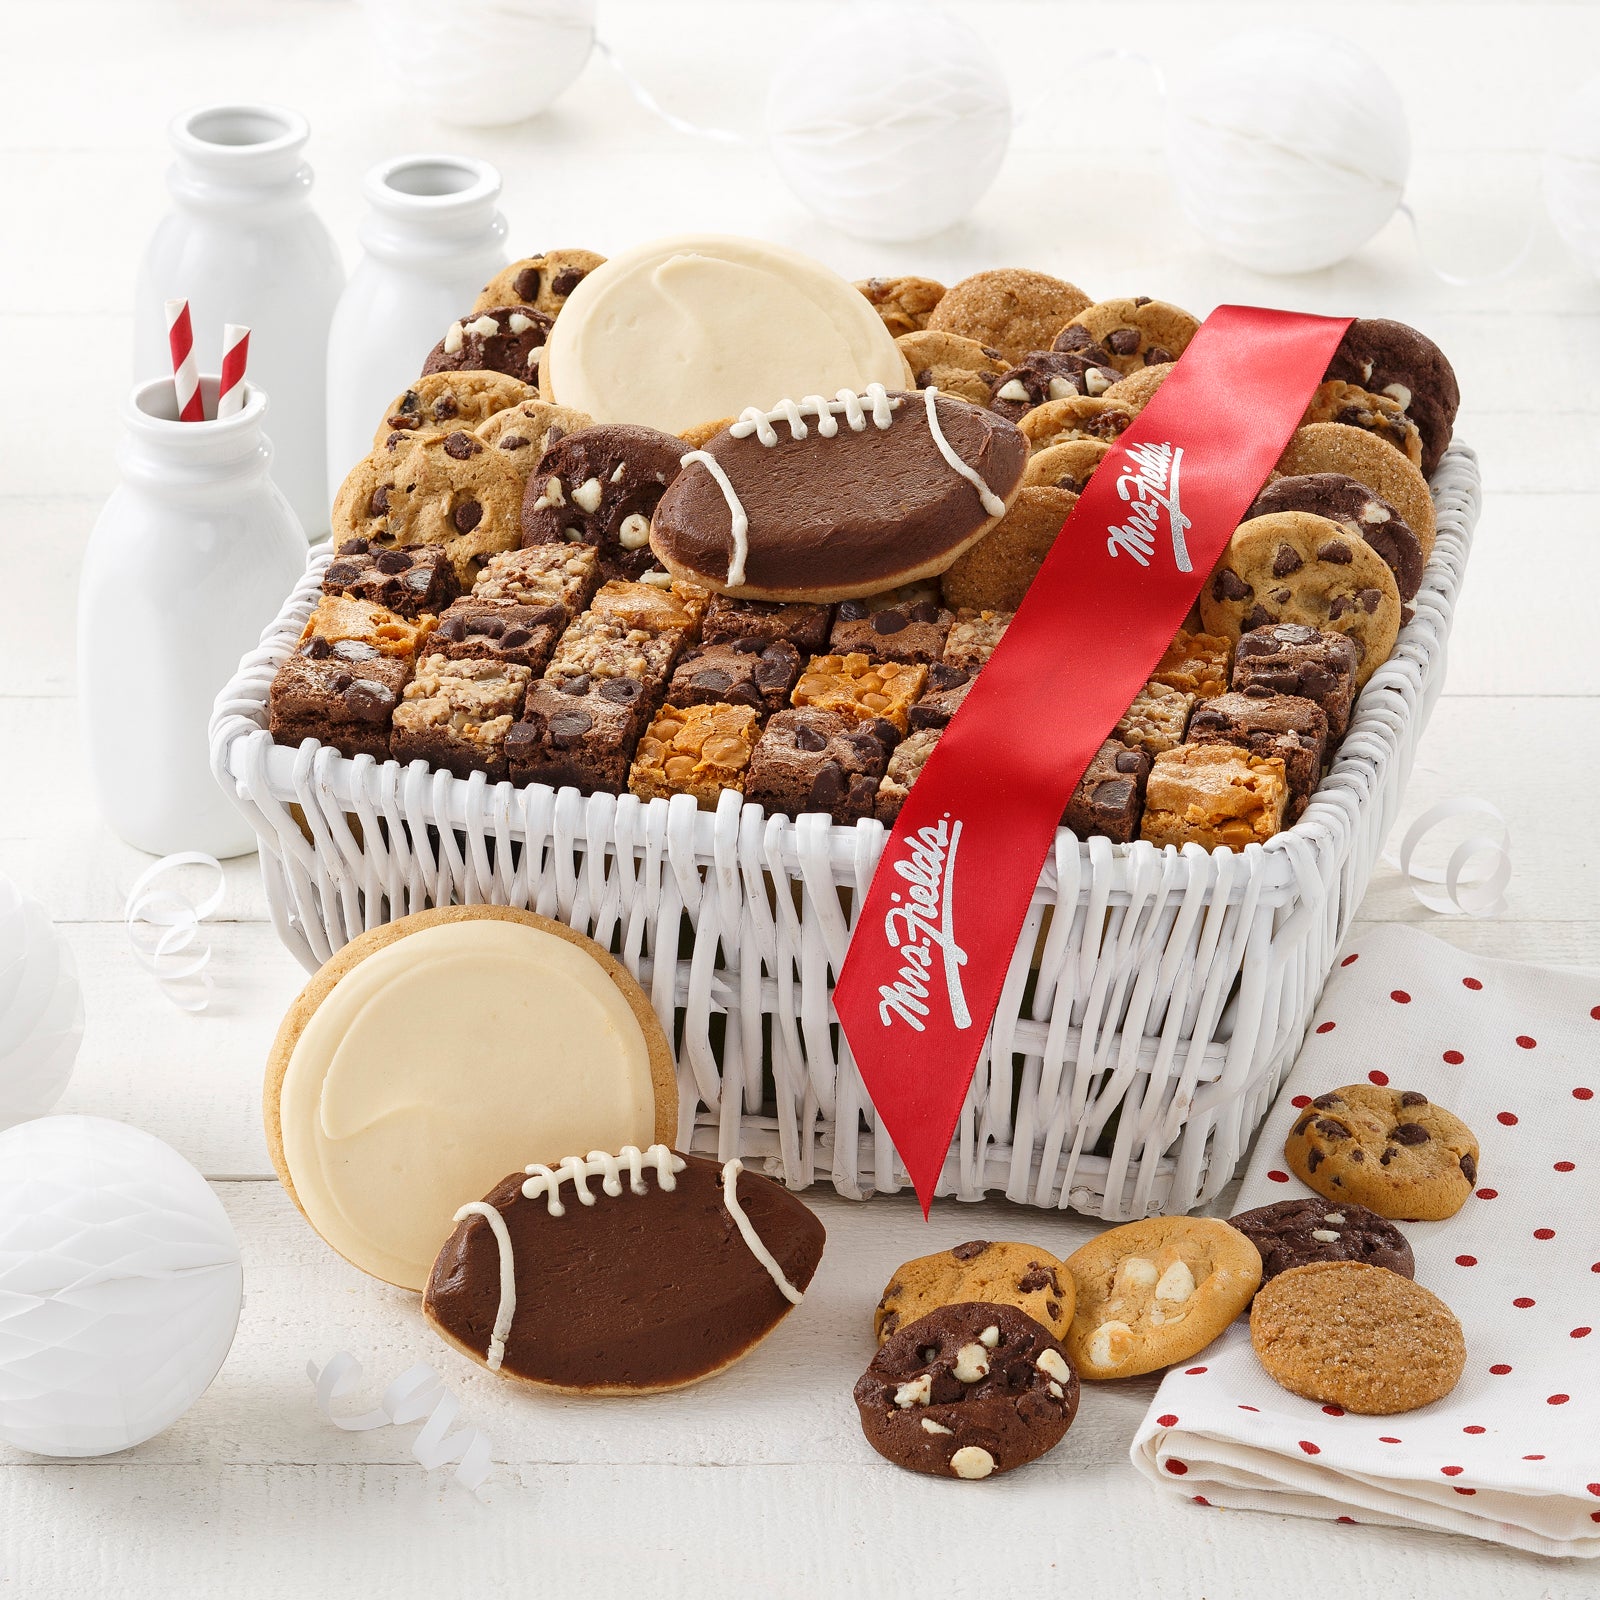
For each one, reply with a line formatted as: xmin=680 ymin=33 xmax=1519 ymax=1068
xmin=1106 ymin=440 xmax=1192 ymax=573
xmin=876 ymin=816 xmax=972 ymax=1032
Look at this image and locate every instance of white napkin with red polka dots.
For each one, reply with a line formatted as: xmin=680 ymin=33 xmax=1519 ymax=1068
xmin=1131 ymin=924 xmax=1600 ymax=1558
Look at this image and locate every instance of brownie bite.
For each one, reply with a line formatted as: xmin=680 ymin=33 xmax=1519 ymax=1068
xmin=792 ymin=654 xmax=927 ymax=734
xmin=1232 ymin=623 xmax=1361 ymax=740
xmin=1062 ymin=739 xmax=1152 ymax=844
xmin=392 ymin=653 xmax=531 ymax=780
xmin=1151 ymin=628 xmax=1232 ymax=700
xmin=430 ymin=599 xmax=567 ymax=672
xmin=628 ymin=702 xmax=761 ymax=809
xmin=1186 ymin=691 xmax=1329 ymax=820
xmin=702 ymin=594 xmax=833 ymax=654
xmin=666 ymin=639 xmax=802 ymax=716
xmin=746 ymin=709 xmax=898 ymax=825
xmin=1114 ymin=681 xmax=1195 ymax=756
xmin=874 ymin=727 xmax=942 ymax=823
xmin=942 ymin=609 xmax=1012 ymax=672
xmin=322 ymin=538 xmax=459 ymax=618
xmin=506 ymin=675 xmax=653 ymax=794
xmin=907 ymin=663 xmax=973 ymax=732
xmin=1140 ymin=744 xmax=1289 ymax=851
xmin=828 ymin=596 xmax=953 ymax=665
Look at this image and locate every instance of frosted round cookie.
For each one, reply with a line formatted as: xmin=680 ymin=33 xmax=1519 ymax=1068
xmin=541 ymin=234 xmax=913 ymax=434
xmin=265 ymin=906 xmax=677 ymax=1292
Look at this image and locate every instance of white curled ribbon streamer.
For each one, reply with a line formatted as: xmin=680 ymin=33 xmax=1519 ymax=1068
xmin=594 ymin=36 xmax=744 ymax=143
xmin=308 ymin=1353 xmax=495 ymax=1496
xmin=1384 ymin=798 xmax=1512 ymax=918
xmin=124 ymin=852 xmax=226 ymax=1012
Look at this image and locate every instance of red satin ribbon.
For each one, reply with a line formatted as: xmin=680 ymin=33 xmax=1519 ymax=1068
xmin=833 ymin=304 xmax=1354 ymax=1212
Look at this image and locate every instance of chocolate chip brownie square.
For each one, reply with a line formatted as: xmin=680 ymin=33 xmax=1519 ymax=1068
xmin=1231 ymin=622 xmax=1361 ymax=740
xmin=1139 ymin=743 xmax=1289 ymax=851
xmin=907 ymin=664 xmax=973 ymax=732
xmin=391 ymin=652 xmax=532 ymax=781
xmin=505 ymin=675 xmax=653 ymax=795
xmin=1186 ymin=690 xmax=1329 ymax=820
xmin=828 ymin=597 xmax=953 ymax=665
xmin=321 ymin=538 xmax=459 ymax=618
xmin=430 ymin=599 xmax=567 ymax=672
xmin=874 ymin=727 xmax=942 ymax=823
xmin=1113 ymin=681 xmax=1195 ymax=756
xmin=1062 ymin=739 xmax=1152 ymax=844
xmin=792 ymin=653 xmax=927 ymax=734
xmin=746 ymin=709 xmax=898 ymax=825
xmin=666 ymin=639 xmax=802 ymax=716
xmin=628 ymin=702 xmax=761 ymax=809
xmin=701 ymin=595 xmax=834 ymax=654
xmin=942 ymin=609 xmax=1012 ymax=672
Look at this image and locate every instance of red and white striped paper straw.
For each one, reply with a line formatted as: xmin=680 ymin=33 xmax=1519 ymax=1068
xmin=217 ymin=322 xmax=251 ymax=418
xmin=164 ymin=298 xmax=205 ymax=422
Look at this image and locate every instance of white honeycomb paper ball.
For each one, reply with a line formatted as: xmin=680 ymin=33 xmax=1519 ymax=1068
xmin=0 ymin=1116 xmax=243 ymax=1457
xmin=1545 ymin=75 xmax=1600 ymax=274
xmin=0 ymin=875 xmax=82 ymax=1130
xmin=1165 ymin=29 xmax=1410 ymax=274
xmin=765 ymin=3 xmax=1012 ymax=242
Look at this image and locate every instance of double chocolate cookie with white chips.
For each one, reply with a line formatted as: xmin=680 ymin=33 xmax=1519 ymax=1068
xmin=1248 ymin=473 xmax=1424 ymax=604
xmin=855 ymin=1302 xmax=1079 ymax=1480
xmin=987 ymin=344 xmax=1122 ymax=423
xmin=422 ymin=305 xmax=555 ymax=383
xmin=1324 ymin=317 xmax=1459 ymax=479
xmin=1228 ymin=1196 xmax=1415 ymax=1286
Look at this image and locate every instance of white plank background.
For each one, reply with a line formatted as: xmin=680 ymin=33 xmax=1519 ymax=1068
xmin=4 ymin=1 xmax=1599 ymax=1594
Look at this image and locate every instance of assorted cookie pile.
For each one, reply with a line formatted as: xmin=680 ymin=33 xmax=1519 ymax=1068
xmin=267 ymin=241 xmax=1459 ymax=852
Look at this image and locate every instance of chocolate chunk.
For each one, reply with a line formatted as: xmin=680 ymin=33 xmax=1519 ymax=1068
xmin=838 ymin=601 xmax=867 ymax=621
xmin=1381 ymin=1147 xmax=1397 ymax=1165
xmin=500 ymin=627 xmax=532 ymax=648
xmin=1312 ymin=1093 xmax=1344 ymax=1109
xmin=443 ymin=431 xmax=481 ymax=460
xmin=1359 ymin=588 xmax=1383 ymax=613
xmin=1272 ymin=545 xmax=1304 ymax=577
xmin=1054 ymin=325 xmax=1094 ymax=353
xmin=598 ymin=678 xmax=642 ymax=704
xmin=560 ymin=674 xmax=591 ymax=696
xmin=1091 ymin=778 xmax=1132 ymax=809
xmin=1317 ymin=540 xmax=1353 ymax=564
xmin=1306 ymin=1147 xmax=1323 ymax=1173
xmin=367 ymin=485 xmax=390 ymax=517
xmin=872 ymin=611 xmax=908 ymax=634
xmin=1391 ymin=1122 xmax=1429 ymax=1145
xmin=1016 ymin=1264 xmax=1060 ymax=1295
xmin=324 ymin=561 xmax=361 ymax=585
xmin=794 ymin=723 xmax=828 ymax=753
xmin=551 ymin=267 xmax=585 ymax=296
xmin=513 ymin=266 xmax=542 ymax=302
xmin=304 ymin=634 xmax=332 ymax=659
xmin=1460 ymin=1153 xmax=1476 ymax=1183
xmin=1314 ymin=1117 xmax=1349 ymax=1139
xmin=435 ymin=395 xmax=459 ymax=420
xmin=950 ymin=1241 xmax=990 ymax=1261
xmin=1107 ymin=327 xmax=1140 ymax=355
xmin=1114 ymin=749 xmax=1143 ymax=773
xmin=1145 ymin=345 xmax=1173 ymax=365
xmin=1213 ymin=568 xmax=1251 ymax=602
xmin=1242 ymin=605 xmax=1276 ymax=631
xmin=693 ymin=669 xmax=734 ymax=693
xmin=499 ymin=434 xmax=529 ymax=451
xmin=547 ymin=711 xmax=592 ymax=743
xmin=453 ymin=499 xmax=483 ymax=533
xmin=374 ymin=548 xmax=412 ymax=573
xmin=1400 ymin=1090 xmax=1428 ymax=1107
xmin=808 ymin=761 xmax=845 ymax=806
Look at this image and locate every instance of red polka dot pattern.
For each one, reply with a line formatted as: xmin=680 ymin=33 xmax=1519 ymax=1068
xmin=1315 ymin=1021 xmax=1336 ymax=1034
xmin=1191 ymin=1495 xmax=1209 ymax=1506
xmin=1443 ymin=1050 xmax=1464 ymax=1064
xmin=1378 ymin=1436 xmax=1401 ymax=1444
xmin=1534 ymin=1228 xmax=1556 ymax=1240
xmin=1497 ymin=1111 xmax=1518 ymax=1126
xmin=1157 ymin=1414 xmax=1177 ymax=1427
xmin=1489 ymin=1364 xmax=1513 ymax=1375
xmin=1573 ymin=1087 xmax=1593 ymax=1100
xmin=1477 ymin=1188 xmax=1499 ymax=1199
xmin=1573 ymin=1328 xmax=1592 ymax=1339
xmin=1462 ymin=977 xmax=1482 ymax=990
xmin=1291 ymin=1094 xmax=1311 ymax=1108
xmin=1464 ymin=1425 xmax=1486 ymax=1435
xmin=1390 ymin=990 xmax=1411 ymax=1004
xmin=1549 ymin=1395 xmax=1571 ymax=1406
xmin=1266 ymin=1170 xmax=1289 ymax=1184
xmin=1367 ymin=1069 xmax=1389 ymax=1085
xmin=1455 ymin=1255 xmax=1477 ymax=1267
xmin=1321 ymin=1405 xmax=1345 ymax=1417
xmin=1513 ymin=1297 xmax=1536 ymax=1309
xmin=1341 ymin=953 xmax=1358 ymax=966
xmin=1184 ymin=1367 xmax=1206 ymax=1376
xmin=1555 ymin=1161 xmax=1576 ymax=1172
xmin=1163 ymin=1459 xmax=1187 ymax=1475
xmin=1441 ymin=1465 xmax=1464 ymax=1477
xmin=1516 ymin=1035 xmax=1537 ymax=1050
xmin=1298 ymin=1441 xmax=1321 ymax=1455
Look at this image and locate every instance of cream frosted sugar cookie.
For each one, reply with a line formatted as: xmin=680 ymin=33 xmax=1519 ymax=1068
xmin=540 ymin=234 xmax=913 ymax=434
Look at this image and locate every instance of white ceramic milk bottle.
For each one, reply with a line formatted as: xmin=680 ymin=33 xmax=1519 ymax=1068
xmin=134 ymin=104 xmax=345 ymax=537
xmin=325 ymin=154 xmax=508 ymax=504
xmin=79 ymin=376 xmax=307 ymax=859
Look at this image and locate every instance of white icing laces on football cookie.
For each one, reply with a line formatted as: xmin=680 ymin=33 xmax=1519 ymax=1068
xmin=521 ymin=1145 xmax=686 ymax=1216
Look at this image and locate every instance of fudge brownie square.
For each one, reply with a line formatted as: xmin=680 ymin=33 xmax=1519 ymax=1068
xmin=431 ymin=598 xmax=566 ymax=671
xmin=702 ymin=594 xmax=834 ymax=654
xmin=792 ymin=653 xmax=927 ymax=734
xmin=942 ymin=608 xmax=1012 ymax=672
xmin=1062 ymin=739 xmax=1152 ymax=844
xmin=1114 ymin=681 xmax=1195 ymax=756
xmin=1152 ymin=628 xmax=1232 ymax=700
xmin=666 ymin=639 xmax=802 ymax=715
xmin=828 ymin=596 xmax=953 ymax=664
xmin=628 ymin=702 xmax=761 ymax=809
xmin=505 ymin=675 xmax=652 ymax=794
xmin=470 ymin=543 xmax=599 ymax=614
xmin=1186 ymin=690 xmax=1329 ymax=820
xmin=874 ymin=727 xmax=942 ymax=823
xmin=392 ymin=652 xmax=531 ymax=780
xmin=1231 ymin=622 xmax=1360 ymax=740
xmin=746 ymin=709 xmax=898 ymax=825
xmin=588 ymin=579 xmax=701 ymax=640
xmin=545 ymin=612 xmax=683 ymax=692
xmin=322 ymin=538 xmax=459 ymax=617
xmin=907 ymin=663 xmax=973 ymax=731
xmin=1139 ymin=744 xmax=1289 ymax=852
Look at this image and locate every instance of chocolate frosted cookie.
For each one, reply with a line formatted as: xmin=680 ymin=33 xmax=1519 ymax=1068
xmin=988 ymin=346 xmax=1122 ymax=423
xmin=1248 ymin=473 xmax=1423 ymax=603
xmin=422 ymin=305 xmax=554 ymax=384
xmin=474 ymin=249 xmax=606 ymax=318
xmin=855 ymin=1303 xmax=1079 ymax=1480
xmin=521 ymin=424 xmax=687 ymax=581
xmin=1057 ymin=298 xmax=1200 ymax=376
xmin=1228 ymin=1197 xmax=1414 ymax=1285
xmin=1325 ymin=317 xmax=1459 ymax=478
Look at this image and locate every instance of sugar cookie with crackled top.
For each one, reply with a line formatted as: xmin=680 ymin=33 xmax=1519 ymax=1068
xmin=265 ymin=906 xmax=677 ymax=1292
xmin=1063 ymin=1216 xmax=1261 ymax=1380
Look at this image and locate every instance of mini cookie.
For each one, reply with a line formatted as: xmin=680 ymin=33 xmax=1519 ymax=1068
xmin=1284 ymin=1084 xmax=1479 ymax=1221
xmin=896 ymin=330 xmax=1007 ymax=405
xmin=1251 ymin=1261 xmax=1465 ymax=1414
xmin=426 ymin=1146 xmax=823 ymax=1393
xmin=854 ymin=1303 xmax=1079 ymax=1480
xmin=1276 ymin=423 xmax=1436 ymax=562
xmin=1063 ymin=1216 xmax=1262 ymax=1380
xmin=1200 ymin=512 xmax=1400 ymax=687
xmin=1058 ymin=298 xmax=1199 ymax=376
xmin=1020 ymin=438 xmax=1109 ymax=492
xmin=987 ymin=346 xmax=1122 ymax=423
xmin=856 ymin=275 xmax=946 ymax=337
xmin=474 ymin=249 xmax=606 ymax=318
xmin=678 ymin=417 xmax=737 ymax=450
xmin=1304 ymin=380 xmax=1423 ymax=469
xmin=874 ymin=1240 xmax=1076 ymax=1344
xmin=1325 ymin=317 xmax=1459 ymax=478
xmin=522 ymin=423 xmax=687 ymax=582
xmin=265 ymin=906 xmax=678 ymax=1292
xmin=375 ymin=370 xmax=537 ymax=450
xmin=332 ymin=430 xmax=525 ymax=583
xmin=473 ymin=399 xmax=593 ymax=483
xmin=926 ymin=268 xmax=1093 ymax=363
xmin=1017 ymin=395 xmax=1134 ymax=453
xmin=1247 ymin=473 xmax=1423 ymax=603
xmin=940 ymin=486 xmax=1077 ymax=612
xmin=422 ymin=305 xmax=554 ymax=384
xmin=1100 ymin=362 xmax=1172 ymax=412
xmin=1228 ymin=1197 xmax=1414 ymax=1285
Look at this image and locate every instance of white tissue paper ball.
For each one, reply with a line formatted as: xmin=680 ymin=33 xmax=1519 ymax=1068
xmin=0 ymin=1116 xmax=243 ymax=1457
xmin=0 ymin=875 xmax=82 ymax=1130
xmin=1165 ymin=30 xmax=1410 ymax=274
xmin=765 ymin=4 xmax=1012 ymax=242
xmin=1545 ymin=75 xmax=1600 ymax=274
xmin=359 ymin=0 xmax=597 ymax=127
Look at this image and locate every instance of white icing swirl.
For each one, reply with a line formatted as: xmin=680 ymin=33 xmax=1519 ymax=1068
xmin=721 ymin=1158 xmax=805 ymax=1305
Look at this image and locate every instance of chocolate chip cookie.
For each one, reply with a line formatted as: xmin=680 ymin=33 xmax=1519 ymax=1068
xmin=1020 ymin=438 xmax=1110 ymax=492
xmin=940 ymin=485 xmax=1077 ymax=611
xmin=374 ymin=370 xmax=537 ymax=451
xmin=895 ymin=330 xmax=1008 ymax=405
xmin=1057 ymin=298 xmax=1200 ymax=376
xmin=1247 ymin=473 xmax=1423 ymax=603
xmin=1200 ymin=512 xmax=1401 ymax=687
xmin=1304 ymin=380 xmax=1423 ymax=469
xmin=1325 ymin=317 xmax=1459 ymax=478
xmin=1276 ymin=423 xmax=1436 ymax=562
xmin=925 ymin=268 xmax=1092 ymax=364
xmin=474 ymin=249 xmax=606 ymax=318
xmin=678 ymin=417 xmax=737 ymax=450
xmin=1284 ymin=1085 xmax=1479 ymax=1221
xmin=856 ymin=275 xmax=946 ymax=338
xmin=854 ymin=1303 xmax=1079 ymax=1480
xmin=422 ymin=305 xmax=554 ymax=384
xmin=1228 ymin=1196 xmax=1414 ymax=1286
xmin=521 ymin=424 xmax=687 ymax=581
xmin=1017 ymin=395 xmax=1134 ymax=453
xmin=874 ymin=1240 xmax=1076 ymax=1344
xmin=1100 ymin=362 xmax=1173 ymax=413
xmin=988 ymin=346 xmax=1122 ymax=422
xmin=473 ymin=398 xmax=593 ymax=484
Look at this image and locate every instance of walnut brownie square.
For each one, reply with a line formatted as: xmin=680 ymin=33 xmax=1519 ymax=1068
xmin=505 ymin=675 xmax=653 ymax=795
xmin=1151 ymin=628 xmax=1232 ymax=700
xmin=746 ymin=709 xmax=898 ymax=825
xmin=702 ymin=594 xmax=833 ymax=654
xmin=544 ymin=612 xmax=683 ymax=692
xmin=1114 ymin=680 xmax=1195 ymax=756
xmin=792 ymin=653 xmax=927 ymax=734
xmin=874 ymin=727 xmax=942 ymax=823
xmin=1062 ymin=739 xmax=1153 ymax=844
xmin=470 ymin=543 xmax=599 ymax=614
xmin=322 ymin=538 xmax=459 ymax=617
xmin=907 ymin=663 xmax=973 ymax=732
xmin=628 ymin=702 xmax=761 ymax=809
xmin=666 ymin=639 xmax=802 ymax=716
xmin=828 ymin=597 xmax=953 ymax=664
xmin=942 ymin=609 xmax=1012 ymax=672
xmin=392 ymin=653 xmax=531 ymax=781
xmin=1231 ymin=622 xmax=1360 ymax=740
xmin=1186 ymin=690 xmax=1329 ymax=820
xmin=1139 ymin=744 xmax=1289 ymax=851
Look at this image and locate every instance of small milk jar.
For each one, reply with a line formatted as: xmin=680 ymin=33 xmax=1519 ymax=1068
xmin=79 ymin=377 xmax=307 ymax=859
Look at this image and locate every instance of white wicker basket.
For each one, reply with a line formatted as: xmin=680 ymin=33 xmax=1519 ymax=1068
xmin=210 ymin=446 xmax=1480 ymax=1219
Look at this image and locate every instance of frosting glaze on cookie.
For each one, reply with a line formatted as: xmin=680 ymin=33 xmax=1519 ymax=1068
xmin=651 ymin=387 xmax=1026 ymax=602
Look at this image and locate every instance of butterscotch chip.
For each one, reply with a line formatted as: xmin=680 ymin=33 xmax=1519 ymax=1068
xmin=1100 ymin=362 xmax=1172 ymax=412
xmin=1140 ymin=744 xmax=1288 ymax=851
xmin=1059 ymin=298 xmax=1199 ymax=376
xmin=856 ymin=275 xmax=946 ymax=338
xmin=1021 ymin=438 xmax=1110 ymax=493
xmin=1152 ymin=628 xmax=1231 ymax=700
xmin=678 ymin=416 xmax=737 ymax=450
xmin=1251 ymin=1261 xmax=1465 ymax=1414
xmin=791 ymin=653 xmax=926 ymax=734
xmin=895 ymin=330 xmax=1008 ymax=405
xmin=628 ymin=701 xmax=760 ymax=809
xmin=1277 ymin=422 xmax=1436 ymax=561
xmin=926 ymin=268 xmax=1092 ymax=363
xmin=1018 ymin=395 xmax=1134 ymax=454
xmin=875 ymin=1240 xmax=1077 ymax=1344
xmin=940 ymin=486 xmax=1077 ymax=612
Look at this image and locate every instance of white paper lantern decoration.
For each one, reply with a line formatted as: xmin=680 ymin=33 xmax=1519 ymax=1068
xmin=0 ymin=1116 xmax=243 ymax=1457
xmin=0 ymin=875 xmax=82 ymax=1130
xmin=359 ymin=0 xmax=597 ymax=127
xmin=765 ymin=3 xmax=1012 ymax=242
xmin=1165 ymin=30 xmax=1410 ymax=274
xmin=1545 ymin=75 xmax=1600 ymax=274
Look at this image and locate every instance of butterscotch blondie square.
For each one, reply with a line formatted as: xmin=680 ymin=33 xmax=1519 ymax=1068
xmin=1139 ymin=744 xmax=1289 ymax=851
xmin=1114 ymin=680 xmax=1195 ymax=755
xmin=392 ymin=653 xmax=531 ymax=780
xmin=471 ymin=543 xmax=599 ymax=613
xmin=628 ymin=702 xmax=760 ymax=809
xmin=588 ymin=578 xmax=702 ymax=639
xmin=1151 ymin=628 xmax=1232 ymax=700
xmin=792 ymin=653 xmax=927 ymax=734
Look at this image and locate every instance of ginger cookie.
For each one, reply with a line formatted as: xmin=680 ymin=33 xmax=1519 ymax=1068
xmin=474 ymin=249 xmax=606 ymax=318
xmin=374 ymin=370 xmax=536 ymax=451
xmin=1063 ymin=1216 xmax=1261 ymax=1380
xmin=1303 ymin=380 xmax=1423 ymax=469
xmin=1325 ymin=317 xmax=1459 ymax=478
xmin=987 ymin=345 xmax=1122 ymax=423
xmin=1200 ymin=511 xmax=1400 ymax=687
xmin=896 ymin=330 xmax=1008 ymax=405
xmin=1017 ymin=395 xmax=1134 ymax=453
xmin=1057 ymin=298 xmax=1200 ymax=376
xmin=1284 ymin=1084 xmax=1479 ymax=1221
xmin=473 ymin=398 xmax=593 ymax=484
xmin=422 ymin=305 xmax=553 ymax=385
xmin=1101 ymin=362 xmax=1172 ymax=412
xmin=1021 ymin=438 xmax=1109 ymax=492
xmin=1228 ymin=1196 xmax=1414 ymax=1286
xmin=1247 ymin=472 xmax=1423 ymax=603
xmin=678 ymin=417 xmax=737 ymax=450
xmin=874 ymin=1240 xmax=1076 ymax=1344
xmin=940 ymin=485 xmax=1077 ymax=612
xmin=1251 ymin=1261 xmax=1465 ymax=1414
xmin=856 ymin=275 xmax=946 ymax=338
xmin=1276 ymin=422 xmax=1436 ymax=561
xmin=926 ymin=268 xmax=1093 ymax=363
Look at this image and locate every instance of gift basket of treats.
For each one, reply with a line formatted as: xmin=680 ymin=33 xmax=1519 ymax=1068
xmin=211 ymin=237 xmax=1479 ymax=1219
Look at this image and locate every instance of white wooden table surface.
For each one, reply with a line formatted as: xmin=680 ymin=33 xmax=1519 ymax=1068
xmin=5 ymin=1 xmax=1599 ymax=1593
